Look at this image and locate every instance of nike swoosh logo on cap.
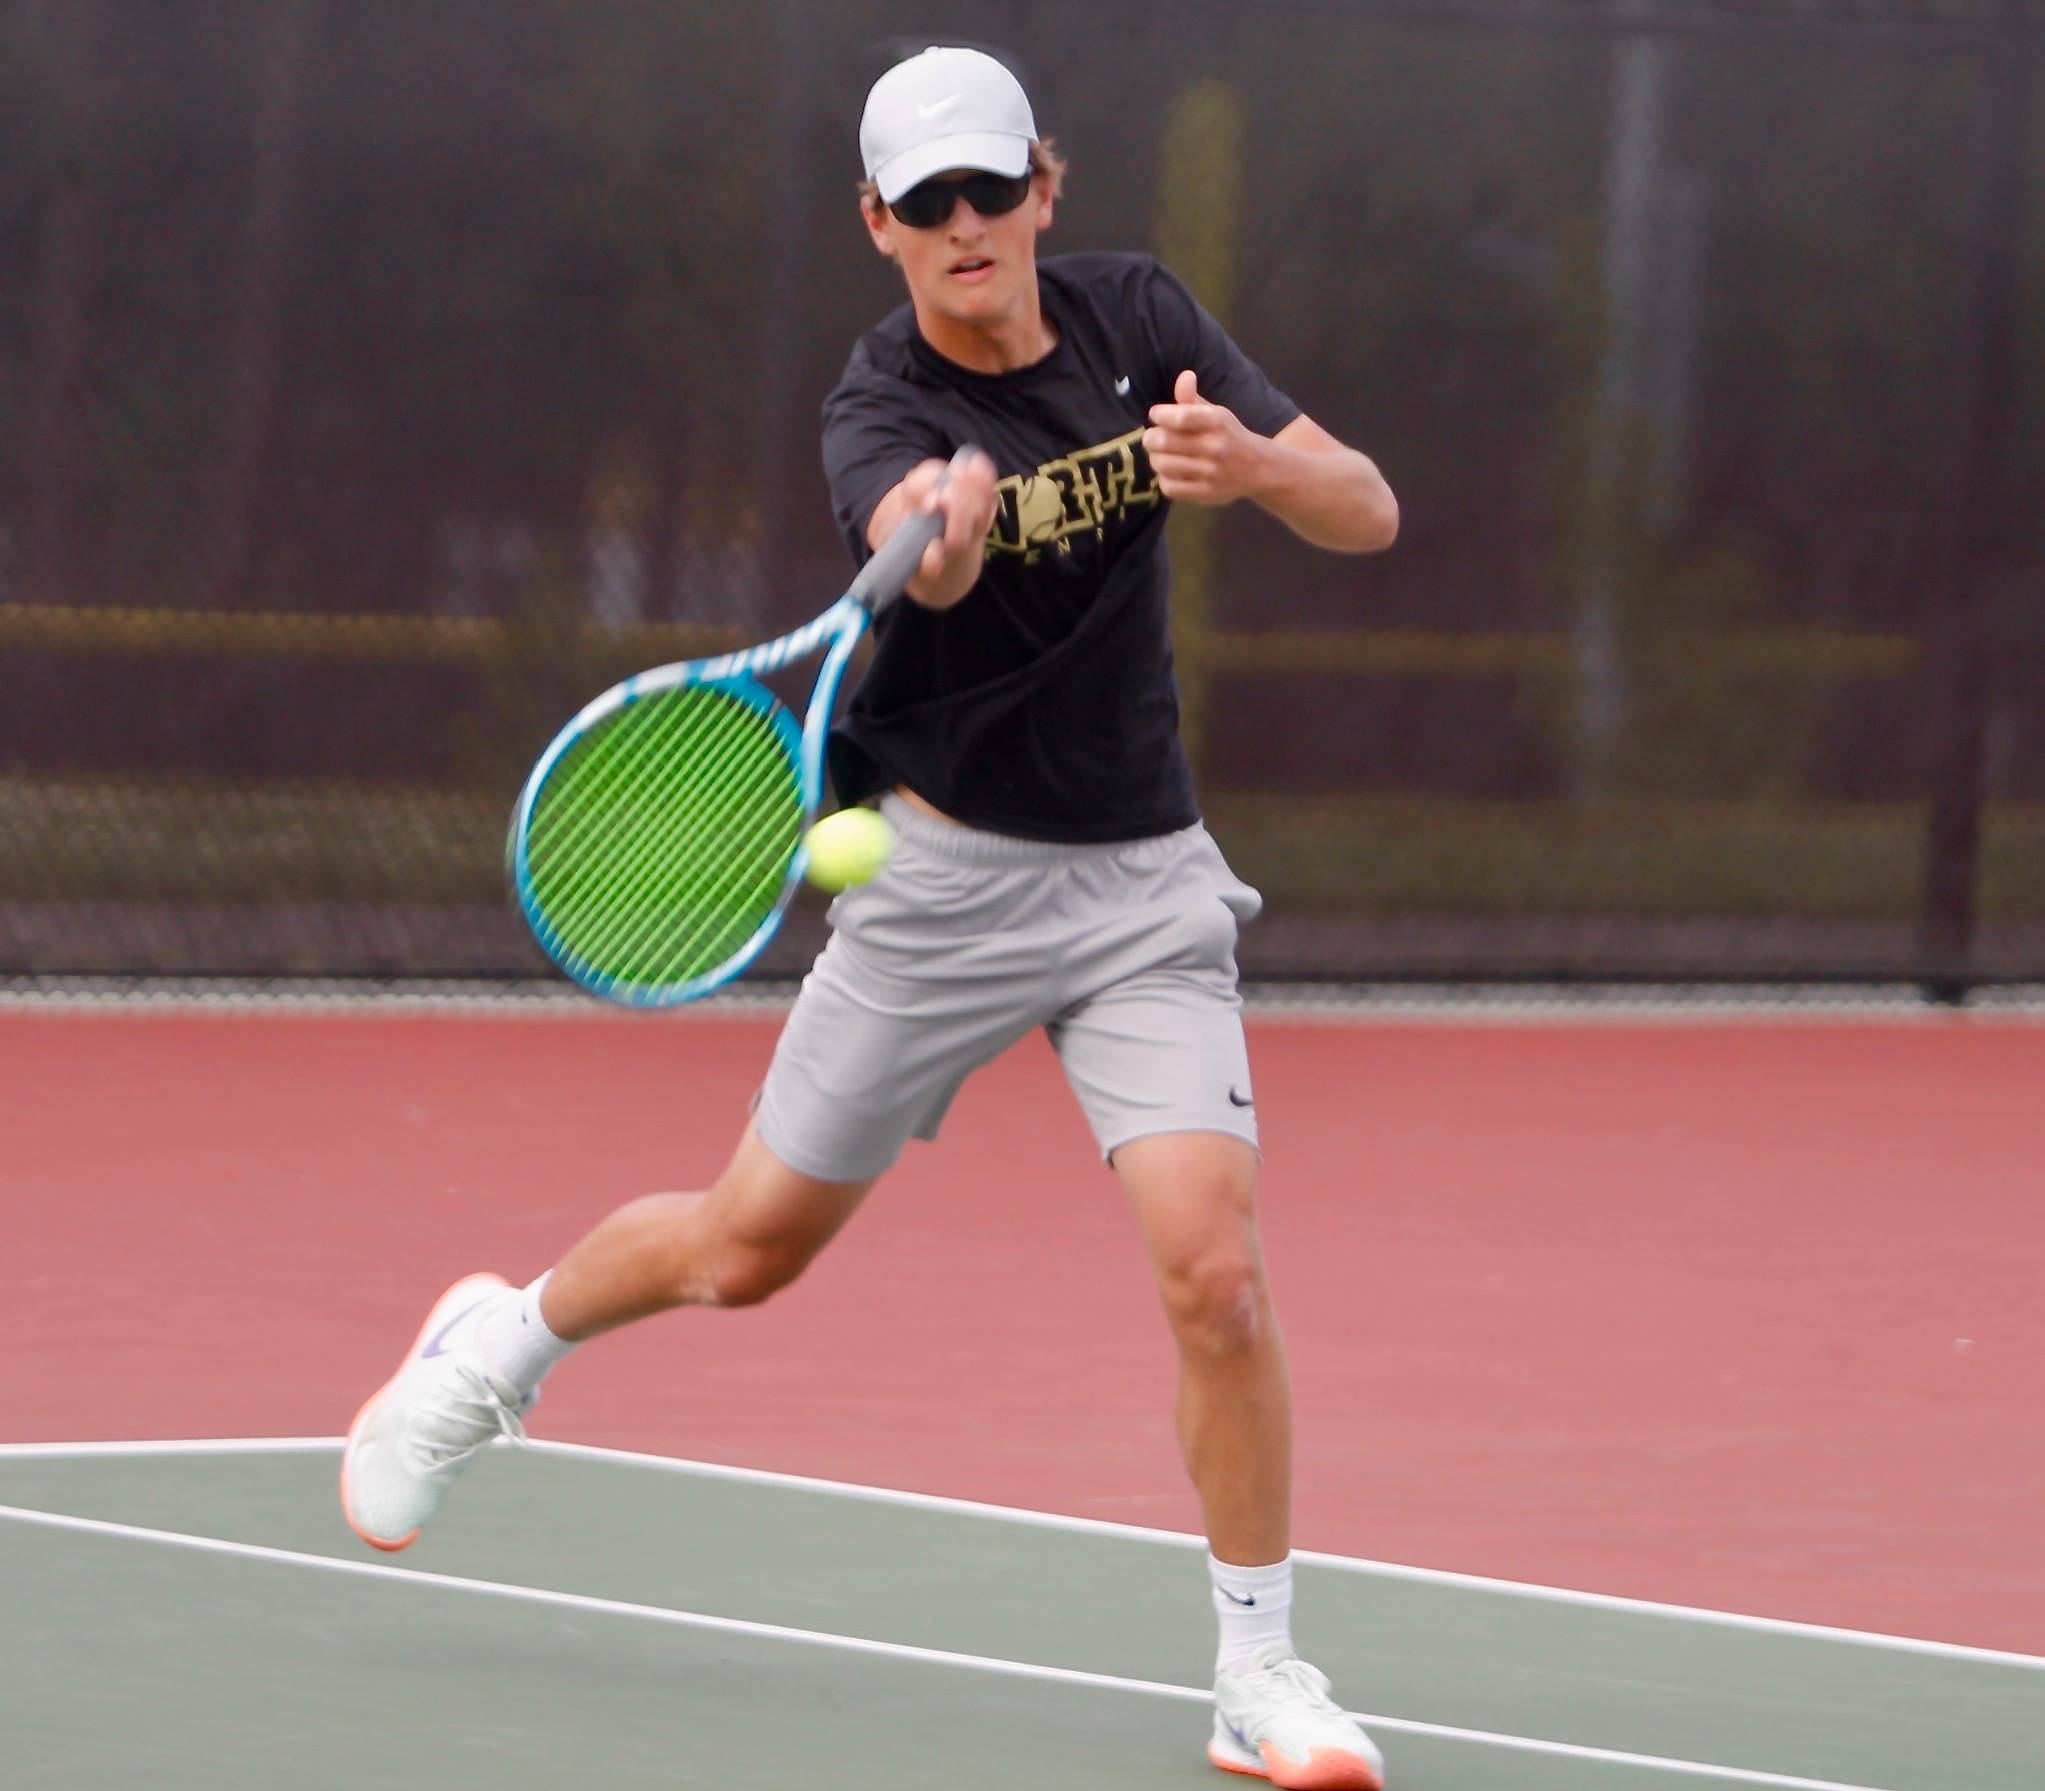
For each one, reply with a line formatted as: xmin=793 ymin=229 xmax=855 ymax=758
xmin=916 ymin=93 xmax=966 ymax=120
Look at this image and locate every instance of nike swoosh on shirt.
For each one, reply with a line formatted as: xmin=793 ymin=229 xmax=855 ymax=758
xmin=916 ymin=93 xmax=966 ymax=120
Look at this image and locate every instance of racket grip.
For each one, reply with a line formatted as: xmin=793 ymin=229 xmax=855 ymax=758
xmin=848 ymin=445 xmax=984 ymax=614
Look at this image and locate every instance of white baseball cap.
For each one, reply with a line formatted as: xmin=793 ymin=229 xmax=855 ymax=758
xmin=859 ymin=46 xmax=1037 ymax=204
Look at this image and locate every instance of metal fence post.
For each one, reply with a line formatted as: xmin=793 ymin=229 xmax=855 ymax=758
xmin=1916 ymin=2 xmax=2032 ymax=1001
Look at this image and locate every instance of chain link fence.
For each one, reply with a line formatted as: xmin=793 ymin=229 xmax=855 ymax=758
xmin=1 ymin=0 xmax=2040 ymax=987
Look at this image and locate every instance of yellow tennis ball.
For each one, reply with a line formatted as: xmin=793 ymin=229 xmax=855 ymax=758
xmin=803 ymin=807 xmax=894 ymax=891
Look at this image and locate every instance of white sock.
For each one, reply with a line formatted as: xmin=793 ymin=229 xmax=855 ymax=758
xmin=473 ymin=1272 xmax=575 ymax=1396
xmin=1210 ymin=1551 xmax=1296 ymax=1675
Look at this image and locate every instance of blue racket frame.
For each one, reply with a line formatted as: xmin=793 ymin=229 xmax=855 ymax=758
xmin=508 ymin=454 xmax=968 ymax=1007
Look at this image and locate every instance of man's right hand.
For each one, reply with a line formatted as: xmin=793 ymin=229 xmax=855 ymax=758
xmin=871 ymin=450 xmax=999 ymax=609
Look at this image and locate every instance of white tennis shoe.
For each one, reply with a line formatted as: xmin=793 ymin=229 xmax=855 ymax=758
xmin=340 ymin=1272 xmax=531 ymax=1552
xmin=1210 ymin=1650 xmax=1386 ymax=1789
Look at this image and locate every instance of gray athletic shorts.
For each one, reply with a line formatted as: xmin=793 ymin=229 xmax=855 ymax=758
xmin=754 ymin=794 xmax=1263 ymax=1183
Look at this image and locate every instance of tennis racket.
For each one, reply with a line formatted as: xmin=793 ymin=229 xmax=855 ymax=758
xmin=508 ymin=447 xmax=978 ymax=1006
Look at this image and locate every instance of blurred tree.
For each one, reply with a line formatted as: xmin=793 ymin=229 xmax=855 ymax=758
xmin=208 ymin=0 xmax=318 ymax=610
xmin=540 ymin=0 xmax=775 ymax=628
xmin=15 ymin=0 xmax=111 ymax=609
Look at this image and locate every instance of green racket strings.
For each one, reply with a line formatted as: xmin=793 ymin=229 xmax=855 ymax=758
xmin=526 ymin=685 xmax=803 ymax=988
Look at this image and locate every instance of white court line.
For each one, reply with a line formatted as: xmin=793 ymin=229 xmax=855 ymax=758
xmin=0 ymin=1500 xmax=1907 ymax=1791
xmin=0 ymin=1437 xmax=338 ymax=1459
xmin=527 ymin=1439 xmax=2045 ymax=1672
xmin=2 ymin=1432 xmax=2040 ymax=1673
xmin=3 ymin=980 xmax=2040 ymax=1024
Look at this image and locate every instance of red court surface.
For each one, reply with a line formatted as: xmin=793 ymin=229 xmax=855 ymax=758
xmin=5 ymin=1006 xmax=2041 ymax=1653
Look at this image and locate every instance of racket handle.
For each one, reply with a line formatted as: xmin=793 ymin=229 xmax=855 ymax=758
xmin=848 ymin=444 xmax=985 ymax=614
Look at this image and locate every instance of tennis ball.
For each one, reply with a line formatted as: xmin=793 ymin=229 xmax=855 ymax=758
xmin=804 ymin=807 xmax=894 ymax=891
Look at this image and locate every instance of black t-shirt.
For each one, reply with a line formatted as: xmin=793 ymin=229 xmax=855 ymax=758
xmin=819 ymin=251 xmax=1300 ymax=843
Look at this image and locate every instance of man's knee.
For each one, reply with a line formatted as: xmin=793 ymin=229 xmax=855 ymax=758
xmin=691 ymin=1129 xmax=872 ymax=1308
xmin=1159 ymin=1244 xmax=1267 ymax=1355
xmin=1117 ymin=1133 xmax=1269 ymax=1355
xmin=703 ymin=1237 xmax=813 ymax=1309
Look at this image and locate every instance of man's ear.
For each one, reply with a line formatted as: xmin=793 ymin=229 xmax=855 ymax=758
xmin=860 ymin=198 xmax=898 ymax=259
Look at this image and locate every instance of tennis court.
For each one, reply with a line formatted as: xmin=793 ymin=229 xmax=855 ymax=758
xmin=3 ymin=1436 xmax=2040 ymax=1790
xmin=4 ymin=995 xmax=2041 ymax=1788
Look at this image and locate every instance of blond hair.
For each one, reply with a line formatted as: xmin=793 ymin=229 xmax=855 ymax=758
xmin=858 ymin=138 xmax=1068 ymax=211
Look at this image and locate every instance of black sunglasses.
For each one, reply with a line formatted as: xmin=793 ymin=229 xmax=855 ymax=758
xmin=886 ymin=169 xmax=1033 ymax=230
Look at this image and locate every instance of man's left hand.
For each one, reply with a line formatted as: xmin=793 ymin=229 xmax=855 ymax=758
xmin=1143 ymin=370 xmax=1268 ymax=507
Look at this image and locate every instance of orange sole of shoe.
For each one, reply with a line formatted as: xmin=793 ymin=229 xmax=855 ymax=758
xmin=1209 ymin=1740 xmax=1385 ymax=1791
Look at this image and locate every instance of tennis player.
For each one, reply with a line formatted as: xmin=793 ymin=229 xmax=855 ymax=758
xmin=343 ymin=45 xmax=1397 ymax=1790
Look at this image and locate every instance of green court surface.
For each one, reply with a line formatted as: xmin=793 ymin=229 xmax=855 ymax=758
xmin=0 ymin=1440 xmax=2037 ymax=1789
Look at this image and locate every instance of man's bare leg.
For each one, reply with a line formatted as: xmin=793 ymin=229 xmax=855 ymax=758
xmin=1112 ymin=1130 xmax=1291 ymax=1565
xmin=540 ymin=1121 xmax=878 ymax=1340
xmin=341 ymin=1120 xmax=874 ymax=1549
xmin=1115 ymin=1131 xmax=1385 ymax=1786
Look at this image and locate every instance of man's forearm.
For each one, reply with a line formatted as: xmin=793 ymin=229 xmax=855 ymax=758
xmin=867 ymin=474 xmax=992 ymax=609
xmin=1247 ymin=438 xmax=1398 ymax=554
